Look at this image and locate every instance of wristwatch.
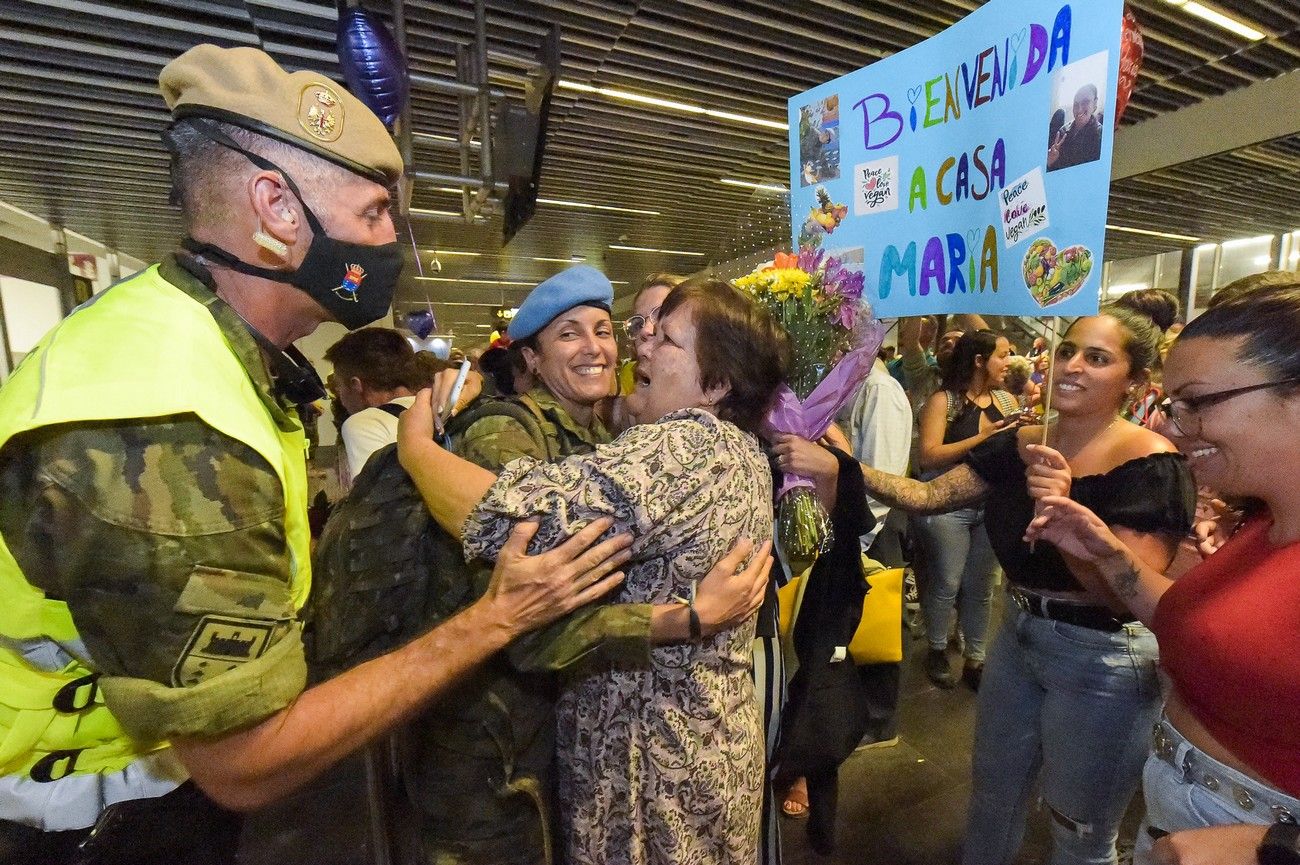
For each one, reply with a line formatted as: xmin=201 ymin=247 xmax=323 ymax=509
xmin=1258 ymin=822 xmax=1300 ymax=865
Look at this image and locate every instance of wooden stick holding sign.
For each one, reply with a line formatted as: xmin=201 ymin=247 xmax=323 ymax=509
xmin=1030 ymin=315 xmax=1060 ymax=553
xmin=1039 ymin=315 xmax=1059 ymax=446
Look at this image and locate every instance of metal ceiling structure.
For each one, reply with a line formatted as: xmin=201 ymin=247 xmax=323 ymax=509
xmin=3 ymin=0 xmax=1300 ymax=338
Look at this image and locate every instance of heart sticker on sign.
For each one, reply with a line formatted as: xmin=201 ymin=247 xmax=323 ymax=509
xmin=1023 ymin=239 xmax=1093 ymax=308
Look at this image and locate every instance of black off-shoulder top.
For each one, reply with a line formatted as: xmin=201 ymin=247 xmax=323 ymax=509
xmin=964 ymin=430 xmax=1197 ymax=592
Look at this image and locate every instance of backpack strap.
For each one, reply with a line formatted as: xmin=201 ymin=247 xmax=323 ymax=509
xmin=375 ymin=402 xmax=407 ymax=419
xmin=443 ymin=396 xmax=555 ymax=461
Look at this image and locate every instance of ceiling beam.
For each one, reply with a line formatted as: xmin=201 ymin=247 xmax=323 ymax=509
xmin=1113 ymin=65 xmax=1300 ymax=180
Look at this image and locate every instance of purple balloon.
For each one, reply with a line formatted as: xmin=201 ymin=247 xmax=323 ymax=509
xmin=337 ymin=6 xmax=410 ymax=128
xmin=404 ymin=309 xmax=435 ymax=339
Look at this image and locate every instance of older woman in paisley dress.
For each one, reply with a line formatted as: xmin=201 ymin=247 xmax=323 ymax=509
xmin=400 ymin=278 xmax=789 ymax=865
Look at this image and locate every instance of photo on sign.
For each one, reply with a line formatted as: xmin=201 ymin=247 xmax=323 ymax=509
xmin=854 ymin=156 xmax=900 ymax=216
xmin=798 ymin=186 xmax=849 ymax=249
xmin=798 ymin=95 xmax=841 ymax=187
xmin=1046 ymin=51 xmax=1109 ymax=172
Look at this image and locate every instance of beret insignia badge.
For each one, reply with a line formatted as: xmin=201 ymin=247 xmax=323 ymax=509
xmin=299 ymin=83 xmax=345 ymax=142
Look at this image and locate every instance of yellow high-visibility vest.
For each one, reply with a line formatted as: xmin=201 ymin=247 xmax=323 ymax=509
xmin=0 ymin=265 xmax=311 ymax=782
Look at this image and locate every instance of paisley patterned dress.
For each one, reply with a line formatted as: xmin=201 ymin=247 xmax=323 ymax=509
xmin=463 ymin=408 xmax=772 ymax=865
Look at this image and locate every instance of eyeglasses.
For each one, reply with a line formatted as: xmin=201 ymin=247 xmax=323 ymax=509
xmin=1161 ymin=377 xmax=1300 ymax=437
xmin=622 ymin=306 xmax=660 ymax=340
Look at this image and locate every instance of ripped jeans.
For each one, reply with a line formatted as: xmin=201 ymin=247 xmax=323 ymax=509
xmin=961 ymin=605 xmax=1162 ymax=865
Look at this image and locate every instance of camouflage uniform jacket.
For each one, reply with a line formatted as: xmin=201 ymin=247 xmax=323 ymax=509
xmin=402 ymin=387 xmax=652 ymax=865
xmin=0 ymin=255 xmax=307 ymax=741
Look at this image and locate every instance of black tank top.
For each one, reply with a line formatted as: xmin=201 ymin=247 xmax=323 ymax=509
xmin=944 ymin=394 xmax=1008 ymax=444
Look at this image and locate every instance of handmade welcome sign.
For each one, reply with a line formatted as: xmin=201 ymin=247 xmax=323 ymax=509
xmin=789 ymin=0 xmax=1123 ymax=318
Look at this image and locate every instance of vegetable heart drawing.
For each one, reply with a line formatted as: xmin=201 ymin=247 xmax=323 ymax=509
xmin=1023 ymin=238 xmax=1093 ymax=308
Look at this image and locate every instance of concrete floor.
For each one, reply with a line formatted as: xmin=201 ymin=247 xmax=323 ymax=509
xmin=778 ymin=607 xmax=1144 ymax=865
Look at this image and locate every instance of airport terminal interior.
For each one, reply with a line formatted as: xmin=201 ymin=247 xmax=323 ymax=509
xmin=3 ymin=2 xmax=1300 ymax=864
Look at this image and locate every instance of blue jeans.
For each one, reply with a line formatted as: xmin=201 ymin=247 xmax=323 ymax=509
xmin=916 ymin=507 xmax=998 ymax=662
xmin=962 ymin=606 xmax=1162 ymax=865
xmin=1132 ymin=718 xmax=1300 ymax=865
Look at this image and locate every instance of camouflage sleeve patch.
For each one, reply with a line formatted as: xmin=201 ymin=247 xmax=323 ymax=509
xmin=38 ymin=415 xmax=284 ymax=535
xmin=0 ymin=416 xmax=301 ymax=729
xmin=455 ymin=415 xmax=548 ymax=471
xmin=102 ymin=621 xmax=307 ymax=742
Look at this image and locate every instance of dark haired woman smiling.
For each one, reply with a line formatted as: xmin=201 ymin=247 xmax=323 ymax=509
xmin=1027 ymin=285 xmax=1300 ymax=865
xmin=774 ymin=306 xmax=1195 ymax=865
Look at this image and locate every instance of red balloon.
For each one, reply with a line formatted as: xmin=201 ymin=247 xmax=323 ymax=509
xmin=1115 ymin=7 xmax=1144 ymax=126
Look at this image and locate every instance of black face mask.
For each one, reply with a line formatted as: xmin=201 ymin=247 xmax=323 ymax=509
xmin=177 ymin=120 xmax=403 ymax=330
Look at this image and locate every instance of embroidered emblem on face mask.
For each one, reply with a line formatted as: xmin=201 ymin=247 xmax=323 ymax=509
xmin=298 ymin=83 xmax=345 ymax=142
xmin=334 ymin=263 xmax=366 ymax=301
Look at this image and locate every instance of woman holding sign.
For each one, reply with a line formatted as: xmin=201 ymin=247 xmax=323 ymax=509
xmin=1026 ymin=286 xmax=1300 ymax=865
xmin=773 ymin=306 xmax=1195 ymax=865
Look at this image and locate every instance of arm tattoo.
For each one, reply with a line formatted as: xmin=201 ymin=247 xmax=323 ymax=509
xmin=1106 ymin=552 xmax=1143 ymax=601
xmin=858 ymin=463 xmax=989 ymax=514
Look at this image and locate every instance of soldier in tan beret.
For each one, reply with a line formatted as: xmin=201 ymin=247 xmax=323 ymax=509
xmin=0 ymin=43 xmax=633 ymax=863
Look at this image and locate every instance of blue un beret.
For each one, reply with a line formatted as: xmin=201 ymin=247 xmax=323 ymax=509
xmin=507 ymin=265 xmax=614 ymax=341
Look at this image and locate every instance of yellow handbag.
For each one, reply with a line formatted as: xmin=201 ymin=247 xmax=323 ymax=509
xmin=777 ymin=558 xmax=904 ymax=665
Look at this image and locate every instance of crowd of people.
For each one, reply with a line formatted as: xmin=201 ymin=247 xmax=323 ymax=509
xmin=2 ymin=40 xmax=1299 ymax=865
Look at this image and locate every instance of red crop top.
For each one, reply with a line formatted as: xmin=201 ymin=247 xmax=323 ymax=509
xmin=1153 ymin=513 xmax=1300 ymax=798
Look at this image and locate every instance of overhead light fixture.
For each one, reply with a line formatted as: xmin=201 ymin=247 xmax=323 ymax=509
xmin=410 ymin=207 xmax=472 ymax=218
xmin=425 ymin=249 xmax=587 ymax=264
xmin=1105 ymin=224 xmax=1200 ymax=242
xmin=425 ymin=187 xmax=657 ymax=216
xmin=1222 ymin=234 xmax=1274 ymax=249
xmin=1161 ymin=0 xmax=1266 ymax=40
xmin=1107 ymin=282 xmax=1149 ymax=294
xmin=720 ymin=178 xmax=789 ymax=193
xmin=608 ymin=244 xmax=706 ymax=257
xmin=1254 ymin=255 xmax=1273 ymax=266
xmin=414 ymin=276 xmax=629 ymax=286
xmin=558 ymin=80 xmax=787 ymax=131
xmin=414 ymin=277 xmax=537 ymax=286
xmin=536 ymin=197 xmax=661 ymax=216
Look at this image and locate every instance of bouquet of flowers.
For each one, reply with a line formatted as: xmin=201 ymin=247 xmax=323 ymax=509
xmin=735 ymin=247 xmax=886 ymax=560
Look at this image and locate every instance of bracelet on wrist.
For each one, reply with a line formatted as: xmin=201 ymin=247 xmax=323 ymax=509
xmin=672 ymin=580 xmax=703 ymax=641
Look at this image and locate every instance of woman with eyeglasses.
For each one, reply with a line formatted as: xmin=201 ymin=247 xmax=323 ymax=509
xmin=1027 ymin=284 xmax=1300 ymax=865
xmin=773 ymin=305 xmax=1196 ymax=865
xmin=615 ymin=273 xmax=683 ymax=404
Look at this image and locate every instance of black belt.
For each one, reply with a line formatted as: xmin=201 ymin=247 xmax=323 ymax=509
xmin=1009 ymin=586 xmax=1133 ymax=632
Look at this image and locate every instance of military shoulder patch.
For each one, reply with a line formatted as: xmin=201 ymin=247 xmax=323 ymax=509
xmin=172 ymin=615 xmax=276 ymax=687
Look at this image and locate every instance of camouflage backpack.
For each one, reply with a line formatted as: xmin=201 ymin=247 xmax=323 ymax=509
xmin=306 ymin=396 xmax=555 ymax=681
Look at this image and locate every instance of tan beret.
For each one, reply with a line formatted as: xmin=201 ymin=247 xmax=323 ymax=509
xmin=159 ymin=44 xmax=403 ymax=185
